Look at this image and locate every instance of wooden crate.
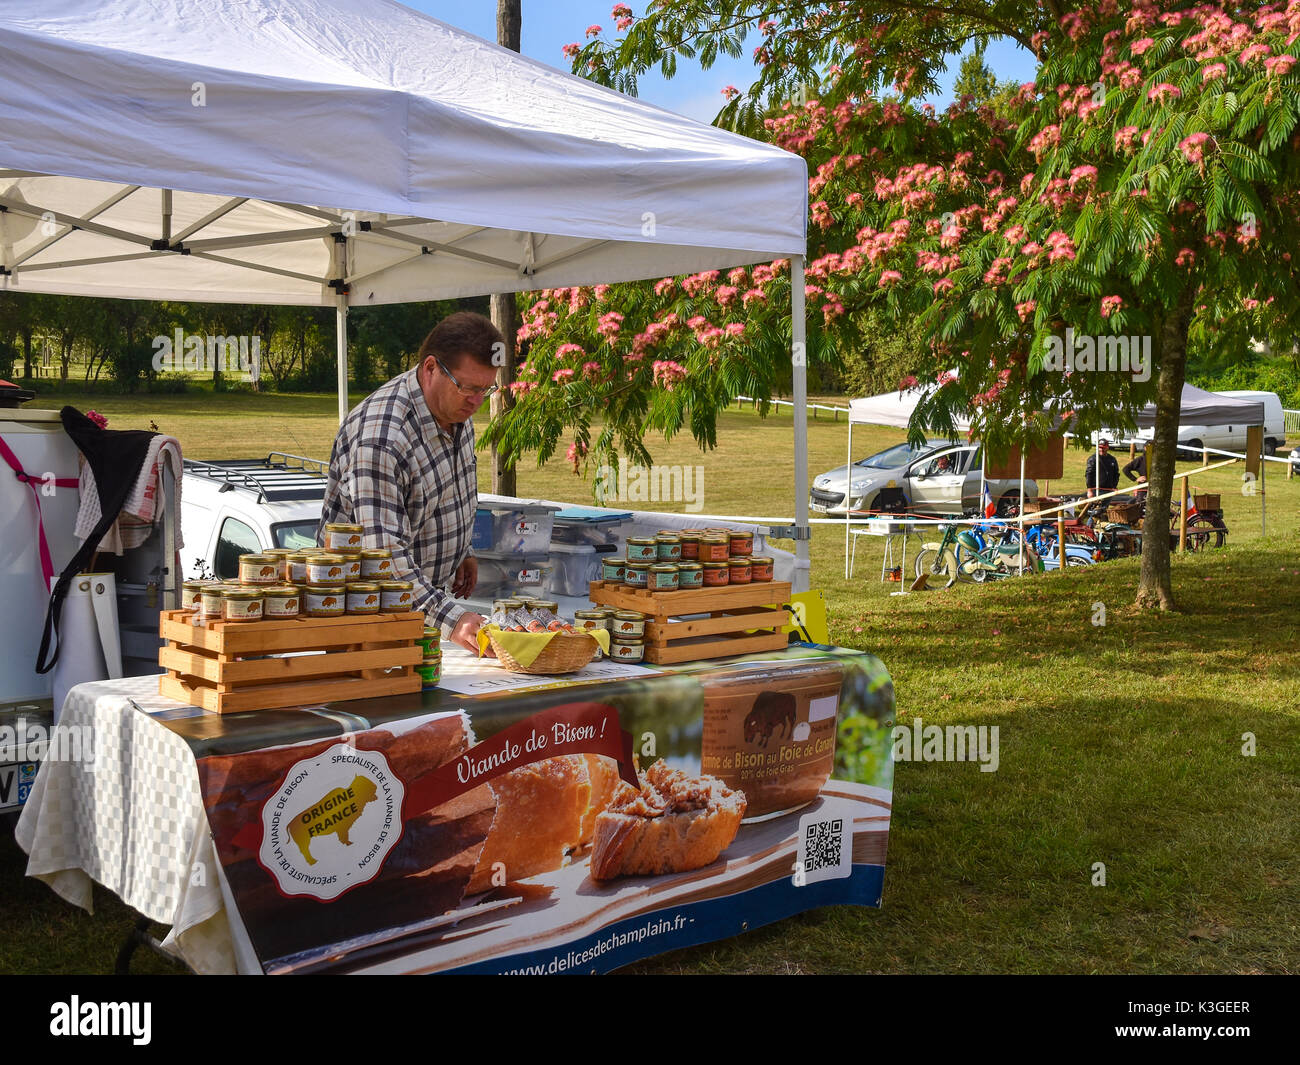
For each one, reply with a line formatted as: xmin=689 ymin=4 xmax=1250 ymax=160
xmin=158 ymin=609 xmax=424 ymax=714
xmin=1193 ymin=493 xmax=1221 ymax=512
xmin=588 ymin=579 xmax=792 ymax=665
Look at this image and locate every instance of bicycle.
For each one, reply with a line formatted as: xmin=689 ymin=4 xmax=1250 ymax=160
xmin=915 ymin=522 xmax=1043 ymax=587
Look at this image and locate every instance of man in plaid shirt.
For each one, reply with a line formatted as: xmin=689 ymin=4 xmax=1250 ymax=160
xmin=320 ymin=312 xmax=503 ymax=651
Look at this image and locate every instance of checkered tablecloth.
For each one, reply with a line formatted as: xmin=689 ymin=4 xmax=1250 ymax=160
xmin=14 ymin=676 xmax=244 ymax=974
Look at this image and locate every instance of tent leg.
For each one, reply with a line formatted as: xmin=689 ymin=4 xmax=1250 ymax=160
xmin=1018 ymin=449 xmax=1026 ymax=571
xmin=845 ymin=419 xmax=852 ymax=579
xmin=791 ymin=256 xmax=810 ymax=595
xmin=335 ymin=293 xmax=349 ymax=425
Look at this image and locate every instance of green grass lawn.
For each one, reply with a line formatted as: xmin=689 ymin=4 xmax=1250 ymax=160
xmin=9 ymin=388 xmax=1299 ymax=973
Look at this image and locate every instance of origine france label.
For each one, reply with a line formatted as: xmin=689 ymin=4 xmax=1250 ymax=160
xmin=258 ymin=743 xmax=404 ymax=901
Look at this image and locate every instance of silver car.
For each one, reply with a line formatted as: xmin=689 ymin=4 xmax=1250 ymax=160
xmin=809 ymin=439 xmax=1039 ymax=517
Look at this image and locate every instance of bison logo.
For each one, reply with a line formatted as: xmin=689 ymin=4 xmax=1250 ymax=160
xmin=347 ymin=534 xmax=361 ymax=545
xmin=399 ymin=593 xmax=411 ymax=603
xmin=259 ymin=566 xmax=275 ymax=577
xmin=365 ymin=595 xmax=378 ymax=605
xmin=285 ymin=599 xmax=298 ymax=612
xmin=321 ymin=596 xmax=338 ymax=608
xmin=744 ymin=690 xmax=797 ymax=748
xmin=288 ymin=775 xmax=379 ymax=865
xmin=619 ymin=621 xmax=636 ymax=632
xmin=328 ymin=566 xmax=342 ymax=577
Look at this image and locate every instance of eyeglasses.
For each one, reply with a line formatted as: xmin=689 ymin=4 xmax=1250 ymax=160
xmin=436 ymin=358 xmax=499 ymax=399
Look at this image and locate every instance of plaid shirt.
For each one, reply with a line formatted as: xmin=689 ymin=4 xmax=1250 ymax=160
xmin=319 ymin=367 xmax=477 ymax=634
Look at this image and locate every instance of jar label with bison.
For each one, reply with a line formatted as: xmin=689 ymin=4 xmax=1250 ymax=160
xmin=701 ymin=674 xmax=840 ymax=819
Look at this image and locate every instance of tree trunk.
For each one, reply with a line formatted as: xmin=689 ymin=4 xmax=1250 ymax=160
xmin=1135 ymin=287 xmax=1195 ymax=611
xmin=489 ymin=291 xmax=518 ymax=495
xmin=490 ymin=0 xmax=522 ymax=497
xmin=22 ymin=329 xmax=33 ymax=380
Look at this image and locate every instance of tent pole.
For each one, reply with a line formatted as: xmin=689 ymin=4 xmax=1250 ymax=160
xmin=335 ymin=292 xmax=349 ymax=425
xmin=791 ymin=255 xmax=810 ymax=595
xmin=1260 ymin=432 xmax=1266 ymax=536
xmin=845 ymin=417 xmax=852 ymax=579
xmin=1018 ymin=447 xmax=1026 ymax=572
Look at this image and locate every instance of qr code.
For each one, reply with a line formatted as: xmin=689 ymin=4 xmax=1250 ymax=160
xmin=804 ymin=818 xmax=843 ymax=873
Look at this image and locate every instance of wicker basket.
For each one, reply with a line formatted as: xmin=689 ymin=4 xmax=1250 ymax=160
xmin=1193 ymin=493 xmax=1221 ymax=512
xmin=488 ymin=630 xmax=599 ymax=674
xmin=1108 ymin=501 xmax=1144 ymax=525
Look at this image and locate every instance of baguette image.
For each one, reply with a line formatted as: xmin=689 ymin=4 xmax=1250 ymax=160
xmin=467 ymin=755 xmax=591 ymax=893
xmin=590 ymin=762 xmax=746 ymax=881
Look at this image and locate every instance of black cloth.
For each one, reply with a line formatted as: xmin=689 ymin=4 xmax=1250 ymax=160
xmin=1124 ymin=453 xmax=1147 ymax=481
xmin=36 ymin=407 xmax=158 ymax=673
xmin=1085 ymin=451 xmax=1120 ymax=493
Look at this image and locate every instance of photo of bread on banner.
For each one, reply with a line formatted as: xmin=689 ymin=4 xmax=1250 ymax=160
xmin=467 ymin=753 xmax=746 ymax=890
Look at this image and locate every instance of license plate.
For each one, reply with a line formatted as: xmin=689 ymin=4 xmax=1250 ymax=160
xmin=0 ymin=762 xmax=37 ymax=811
xmin=810 ymin=501 xmax=829 ymax=514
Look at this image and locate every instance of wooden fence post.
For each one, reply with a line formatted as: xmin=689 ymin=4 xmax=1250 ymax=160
xmin=1179 ymin=474 xmax=1189 ymax=554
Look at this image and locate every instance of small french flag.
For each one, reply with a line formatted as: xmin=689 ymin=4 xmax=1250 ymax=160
xmin=982 ymin=482 xmax=996 ymax=518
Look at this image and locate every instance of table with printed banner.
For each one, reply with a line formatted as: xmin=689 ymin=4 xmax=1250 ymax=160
xmin=16 ymin=644 xmax=894 ymax=975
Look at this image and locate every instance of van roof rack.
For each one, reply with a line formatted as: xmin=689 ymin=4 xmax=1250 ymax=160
xmin=183 ymin=453 xmax=329 ymax=503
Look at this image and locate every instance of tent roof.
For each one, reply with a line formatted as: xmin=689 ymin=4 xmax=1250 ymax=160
xmin=0 ymin=0 xmax=807 ymax=306
xmin=850 ymin=381 xmax=1263 ymax=433
xmin=849 ymin=379 xmax=970 ymax=431
xmin=1133 ymin=384 xmax=1264 ymax=428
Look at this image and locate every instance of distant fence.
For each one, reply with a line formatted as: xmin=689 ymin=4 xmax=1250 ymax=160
xmin=1285 ymin=409 xmax=1300 ymax=435
xmin=734 ymin=395 xmax=850 ymax=420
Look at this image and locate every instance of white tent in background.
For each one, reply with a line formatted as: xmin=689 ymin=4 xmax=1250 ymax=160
xmin=0 ymin=0 xmax=813 ymax=588
xmin=847 ymin=380 xmax=971 ymax=432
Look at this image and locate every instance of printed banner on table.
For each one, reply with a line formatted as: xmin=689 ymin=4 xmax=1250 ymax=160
xmin=191 ymin=647 xmax=895 ymax=974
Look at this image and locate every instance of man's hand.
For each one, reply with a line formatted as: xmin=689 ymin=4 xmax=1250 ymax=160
xmin=450 ymin=611 xmax=487 ymax=654
xmin=452 ymin=555 xmax=478 ymax=598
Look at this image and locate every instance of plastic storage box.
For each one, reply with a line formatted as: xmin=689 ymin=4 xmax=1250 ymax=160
xmin=475 ymin=553 xmax=553 ymax=600
xmin=551 ymin=507 xmax=632 ymax=548
xmin=544 ymin=542 xmax=608 ymax=598
xmin=472 ymin=503 xmax=559 ymax=555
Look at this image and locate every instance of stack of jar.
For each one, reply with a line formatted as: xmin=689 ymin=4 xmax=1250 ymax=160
xmin=602 ymin=528 xmax=775 ymax=593
xmin=571 ymin=605 xmax=648 ymax=662
xmin=417 ymin=626 xmax=441 ymax=690
xmin=180 ymin=524 xmax=414 ymax=622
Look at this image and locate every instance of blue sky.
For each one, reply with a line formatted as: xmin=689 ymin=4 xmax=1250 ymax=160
xmin=406 ymin=1 xmax=1037 ymax=124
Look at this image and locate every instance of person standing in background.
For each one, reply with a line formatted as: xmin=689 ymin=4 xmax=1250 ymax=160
xmin=320 ymin=311 xmax=502 ymax=651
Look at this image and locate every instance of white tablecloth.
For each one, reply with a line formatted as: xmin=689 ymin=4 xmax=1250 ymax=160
xmin=15 ymin=675 xmax=249 ymax=974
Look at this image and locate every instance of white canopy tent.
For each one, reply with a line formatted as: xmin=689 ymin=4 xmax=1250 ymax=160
xmin=0 ymin=0 xmax=813 ymax=587
xmin=847 ymin=383 xmax=971 ymax=433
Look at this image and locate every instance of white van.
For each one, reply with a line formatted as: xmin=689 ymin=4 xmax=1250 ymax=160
xmin=1211 ymin=391 xmax=1286 ymax=455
